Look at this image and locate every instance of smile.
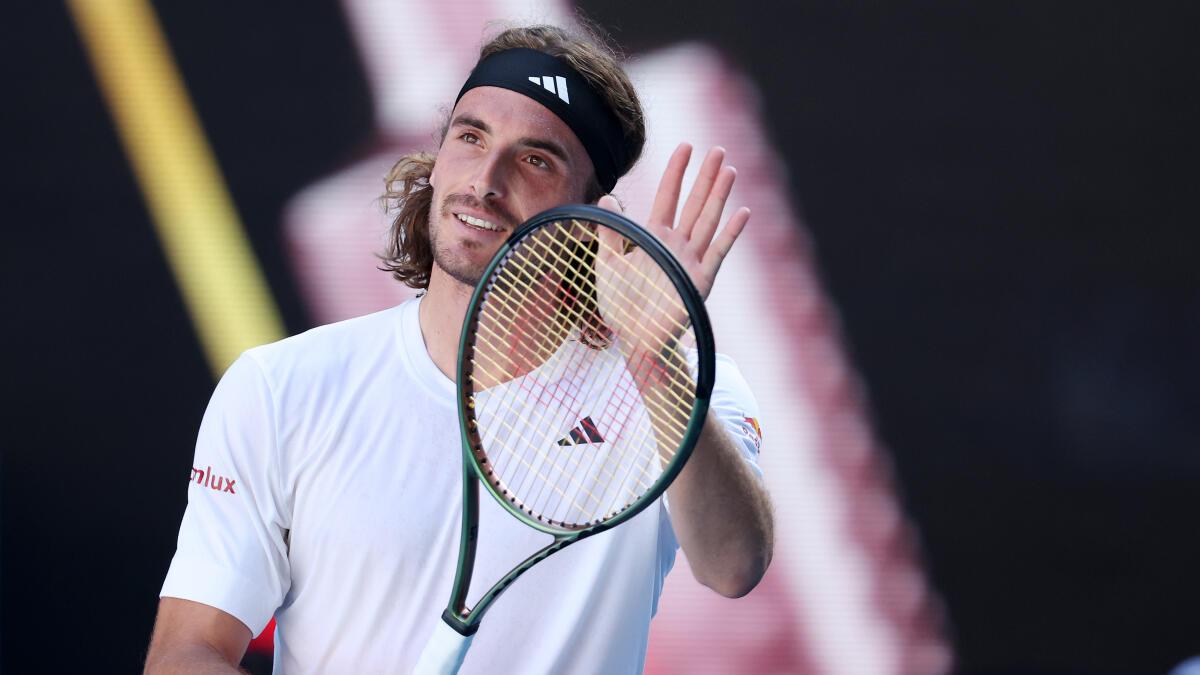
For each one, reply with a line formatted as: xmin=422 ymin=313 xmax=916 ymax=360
xmin=456 ymin=213 xmax=503 ymax=232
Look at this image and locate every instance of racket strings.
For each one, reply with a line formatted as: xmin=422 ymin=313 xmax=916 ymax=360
xmin=474 ymin=268 xmax=570 ymax=384
xmin=479 ymin=252 xmax=695 ymax=478
xmin=473 ymin=363 xmax=637 ymax=525
xmin=524 ymin=224 xmax=694 ymax=359
xmin=499 ymin=227 xmax=699 ymax=409
xmin=477 ymin=221 xmax=694 ymax=518
xmin=514 ymin=226 xmax=697 ymax=442
xmin=478 ymin=274 xmax=692 ymax=443
xmin=473 ymin=304 xmax=655 ymax=521
xmin=474 ymin=299 xmax=640 ymax=512
xmin=470 ymin=394 xmax=602 ymax=517
xmin=468 ymin=219 xmax=701 ymax=527
xmin=486 ymin=224 xmax=694 ymax=454
xmin=471 ymin=326 xmax=653 ymax=504
xmin=522 ymin=234 xmax=698 ymax=413
xmin=472 ymin=300 xmax=640 ymax=521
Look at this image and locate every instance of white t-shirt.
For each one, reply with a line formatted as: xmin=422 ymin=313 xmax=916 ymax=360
xmin=161 ymin=298 xmax=763 ymax=674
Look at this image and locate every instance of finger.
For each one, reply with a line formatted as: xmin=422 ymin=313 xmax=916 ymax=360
xmin=647 ymin=143 xmax=692 ymax=228
xmin=677 ymin=146 xmax=726 ymax=238
xmin=688 ymin=165 xmax=738 ymax=257
xmin=700 ymin=206 xmax=751 ymax=280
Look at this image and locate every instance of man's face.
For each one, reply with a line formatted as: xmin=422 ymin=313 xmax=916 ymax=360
xmin=428 ymin=86 xmax=595 ymax=288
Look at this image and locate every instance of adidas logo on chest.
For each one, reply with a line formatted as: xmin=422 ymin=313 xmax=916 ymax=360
xmin=556 ymin=416 xmax=604 ymax=446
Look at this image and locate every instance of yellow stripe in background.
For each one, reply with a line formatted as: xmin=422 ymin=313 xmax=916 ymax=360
xmin=67 ymin=0 xmax=285 ymax=377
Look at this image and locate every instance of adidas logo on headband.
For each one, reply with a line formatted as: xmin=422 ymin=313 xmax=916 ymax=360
xmin=528 ymin=75 xmax=570 ymax=104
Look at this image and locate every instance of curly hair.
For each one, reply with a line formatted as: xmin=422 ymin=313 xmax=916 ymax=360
xmin=378 ymin=22 xmax=646 ymax=289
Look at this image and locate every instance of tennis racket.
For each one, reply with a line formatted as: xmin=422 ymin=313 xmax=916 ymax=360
xmin=411 ymin=204 xmax=715 ymax=674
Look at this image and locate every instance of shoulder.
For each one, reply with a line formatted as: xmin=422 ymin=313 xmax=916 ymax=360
xmin=712 ymin=353 xmax=757 ymax=406
xmin=239 ymin=302 xmax=412 ymax=392
xmin=709 ymin=353 xmax=764 ymax=460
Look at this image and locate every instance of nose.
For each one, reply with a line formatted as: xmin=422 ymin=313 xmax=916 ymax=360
xmin=470 ymin=151 xmax=506 ymax=200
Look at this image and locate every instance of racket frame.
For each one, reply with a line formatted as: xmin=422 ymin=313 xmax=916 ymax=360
xmin=442 ymin=204 xmax=716 ymax=636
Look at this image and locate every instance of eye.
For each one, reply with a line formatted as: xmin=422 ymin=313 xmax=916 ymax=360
xmin=459 ymin=131 xmax=481 ymax=145
xmin=525 ymin=155 xmax=550 ymax=169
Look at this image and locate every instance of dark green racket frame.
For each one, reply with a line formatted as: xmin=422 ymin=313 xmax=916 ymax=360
xmin=440 ymin=205 xmax=716 ymax=636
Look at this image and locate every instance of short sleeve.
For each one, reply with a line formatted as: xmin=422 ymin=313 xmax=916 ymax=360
xmin=708 ymin=354 xmax=765 ymax=479
xmin=657 ymin=353 xmax=765 ymax=567
xmin=160 ymin=352 xmax=291 ymax=634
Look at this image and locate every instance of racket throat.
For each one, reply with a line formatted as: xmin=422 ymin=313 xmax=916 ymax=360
xmin=441 ymin=608 xmax=480 ymax=637
xmin=445 ymin=534 xmax=579 ymax=635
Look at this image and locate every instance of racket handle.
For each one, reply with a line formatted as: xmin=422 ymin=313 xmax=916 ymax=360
xmin=411 ymin=616 xmax=474 ymax=675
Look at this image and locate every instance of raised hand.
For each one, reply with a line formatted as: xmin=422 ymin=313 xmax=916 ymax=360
xmin=598 ymin=143 xmax=751 ymax=301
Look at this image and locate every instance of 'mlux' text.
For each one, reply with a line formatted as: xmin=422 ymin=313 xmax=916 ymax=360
xmin=190 ymin=466 xmax=236 ymax=494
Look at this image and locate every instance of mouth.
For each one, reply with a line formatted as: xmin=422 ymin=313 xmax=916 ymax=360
xmin=454 ymin=212 xmax=504 ymax=233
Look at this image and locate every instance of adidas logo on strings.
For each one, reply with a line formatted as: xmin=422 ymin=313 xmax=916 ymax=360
xmin=529 ymin=75 xmax=570 ymax=104
xmin=557 ymin=416 xmax=604 ymax=446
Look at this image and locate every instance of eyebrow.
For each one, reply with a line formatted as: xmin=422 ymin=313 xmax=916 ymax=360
xmin=450 ymin=113 xmax=571 ymax=165
xmin=517 ymin=137 xmax=570 ymax=164
xmin=451 ymin=113 xmax=491 ymax=135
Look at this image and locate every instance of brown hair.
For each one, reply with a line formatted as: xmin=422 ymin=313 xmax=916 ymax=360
xmin=379 ymin=22 xmax=646 ymax=289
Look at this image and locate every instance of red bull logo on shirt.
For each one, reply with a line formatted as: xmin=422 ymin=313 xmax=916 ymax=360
xmin=743 ymin=416 xmax=763 ymax=450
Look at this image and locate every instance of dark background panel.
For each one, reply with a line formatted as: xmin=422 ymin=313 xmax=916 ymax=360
xmin=4 ymin=1 xmax=1199 ymax=672
xmin=2 ymin=3 xmax=214 ymax=669
xmin=1 ymin=1 xmax=369 ymax=670
xmin=577 ymin=2 xmax=1200 ymax=670
xmin=152 ymin=0 xmax=375 ymax=335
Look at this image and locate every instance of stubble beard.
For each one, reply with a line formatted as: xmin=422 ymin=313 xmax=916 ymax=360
xmin=429 ymin=207 xmax=486 ymax=288
xmin=428 ymin=193 xmax=517 ymax=289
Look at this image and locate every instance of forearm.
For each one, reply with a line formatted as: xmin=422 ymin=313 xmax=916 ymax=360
xmin=143 ymin=598 xmax=252 ymax=675
xmin=666 ymin=411 xmax=774 ymax=597
xmin=143 ymin=644 xmax=248 ymax=675
xmin=615 ymin=339 xmax=773 ymax=596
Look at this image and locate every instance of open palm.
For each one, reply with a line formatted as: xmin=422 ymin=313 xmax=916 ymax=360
xmin=598 ymin=143 xmax=750 ymax=303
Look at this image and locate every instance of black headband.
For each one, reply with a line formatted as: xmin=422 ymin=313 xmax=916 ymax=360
xmin=455 ymin=48 xmax=630 ymax=193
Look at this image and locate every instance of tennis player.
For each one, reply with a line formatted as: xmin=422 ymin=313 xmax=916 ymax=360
xmin=145 ymin=23 xmax=774 ymax=674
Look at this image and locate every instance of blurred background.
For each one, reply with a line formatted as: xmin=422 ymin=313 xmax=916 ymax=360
xmin=3 ymin=1 xmax=1198 ymax=673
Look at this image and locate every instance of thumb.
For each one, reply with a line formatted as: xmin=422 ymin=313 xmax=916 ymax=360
xmin=593 ymin=196 xmax=627 ymax=257
xmin=597 ymin=194 xmax=623 ymax=214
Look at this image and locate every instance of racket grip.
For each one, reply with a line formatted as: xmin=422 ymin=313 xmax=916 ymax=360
xmin=411 ymin=616 xmax=474 ymax=675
